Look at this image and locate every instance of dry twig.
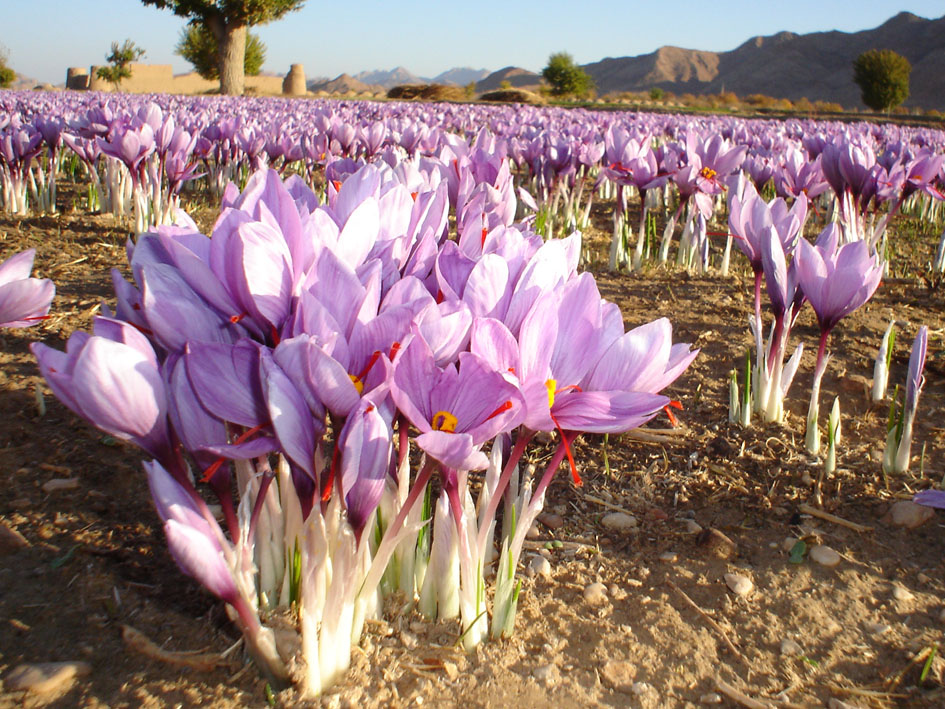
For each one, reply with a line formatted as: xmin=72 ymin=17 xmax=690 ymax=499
xmin=121 ymin=624 xmax=230 ymax=672
xmin=798 ymin=503 xmax=873 ymax=533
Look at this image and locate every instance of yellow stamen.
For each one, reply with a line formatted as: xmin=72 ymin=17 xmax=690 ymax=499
xmin=431 ymin=410 xmax=458 ymax=433
xmin=348 ymin=374 xmax=364 ymax=395
xmin=700 ymin=166 xmax=717 ymax=180
xmin=545 ymin=379 xmax=557 ymax=408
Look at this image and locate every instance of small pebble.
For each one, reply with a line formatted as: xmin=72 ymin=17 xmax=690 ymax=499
xmin=684 ymin=519 xmax=703 ymax=534
xmin=583 ymin=582 xmax=608 ymax=606
xmin=601 ymin=512 xmax=638 ymax=531
xmin=781 ymin=638 xmax=803 ymax=656
xmin=864 ymin=621 xmax=891 ymax=636
xmin=528 ymin=556 xmax=552 ymax=580
xmin=599 ymin=660 xmax=636 ymax=692
xmin=3 ymin=662 xmax=91 ymax=694
xmin=724 ymin=573 xmax=753 ymax=597
xmin=532 ymin=664 xmax=557 ymax=686
xmin=442 ymin=661 xmax=459 ymax=681
xmin=828 ymin=700 xmax=861 ymax=709
xmin=658 ymin=551 xmax=677 ymax=563
xmin=537 ymin=512 xmax=564 ymax=530
xmin=609 ymin=584 xmax=628 ymax=601
xmin=0 ymin=522 xmax=29 ymax=555
xmin=699 ymin=692 xmax=723 ymax=704
xmin=892 ymin=585 xmax=914 ymax=602
xmin=631 ymin=681 xmax=653 ymax=696
xmin=400 ymin=631 xmax=417 ymax=649
xmin=887 ymin=501 xmax=934 ymax=529
xmin=938 ymin=608 xmax=945 ymax=623
xmin=809 ymin=545 xmax=841 ymax=567
xmin=783 ymin=536 xmax=800 ymax=552
xmin=526 ymin=522 xmax=540 ymax=540
xmin=41 ymin=478 xmax=79 ymax=493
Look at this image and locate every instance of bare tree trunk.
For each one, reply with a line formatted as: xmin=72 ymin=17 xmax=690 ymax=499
xmin=207 ymin=16 xmax=247 ymax=96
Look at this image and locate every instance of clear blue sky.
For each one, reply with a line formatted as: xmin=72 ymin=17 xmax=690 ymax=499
xmin=4 ymin=1 xmax=942 ymax=85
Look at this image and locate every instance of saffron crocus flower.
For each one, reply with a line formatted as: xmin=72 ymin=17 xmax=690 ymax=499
xmin=0 ymin=249 xmax=55 ymax=328
xmin=795 ymin=233 xmax=882 ymax=453
xmin=883 ymin=326 xmax=928 ymax=474
xmin=31 ymin=322 xmax=175 ymax=466
xmin=390 ymin=331 xmax=523 ymax=471
xmin=913 ymin=489 xmax=945 ymax=509
xmin=145 ymin=459 xmax=289 ymax=687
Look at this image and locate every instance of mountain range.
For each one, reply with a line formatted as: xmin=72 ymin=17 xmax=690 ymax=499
xmin=329 ymin=12 xmax=945 ymax=109
xmin=581 ymin=11 xmax=945 ymax=109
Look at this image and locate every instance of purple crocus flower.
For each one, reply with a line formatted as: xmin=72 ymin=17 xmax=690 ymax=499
xmin=795 ymin=233 xmax=883 ymax=452
xmin=0 ymin=249 xmax=55 ymax=328
xmin=31 ymin=321 xmax=174 ymax=465
xmin=390 ymin=331 xmax=523 ymax=471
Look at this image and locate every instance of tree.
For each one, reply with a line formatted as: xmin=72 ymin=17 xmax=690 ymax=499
xmin=541 ymin=51 xmax=594 ymax=98
xmin=176 ymin=23 xmax=265 ymax=80
xmin=0 ymin=48 xmax=14 ymax=88
xmin=140 ymin=0 xmax=306 ymax=95
xmin=853 ymin=48 xmax=911 ymax=113
xmin=96 ymin=39 xmax=146 ymax=90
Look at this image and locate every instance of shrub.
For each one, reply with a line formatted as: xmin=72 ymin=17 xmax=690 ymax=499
xmin=541 ymin=52 xmax=594 ymax=98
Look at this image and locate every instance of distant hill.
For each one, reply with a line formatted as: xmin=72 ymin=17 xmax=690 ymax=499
xmin=353 ymin=67 xmax=426 ymax=88
xmin=582 ymin=11 xmax=945 ymax=109
xmin=475 ymin=67 xmax=542 ymax=93
xmin=308 ymin=74 xmax=383 ymax=94
xmin=431 ymin=67 xmax=489 ymax=86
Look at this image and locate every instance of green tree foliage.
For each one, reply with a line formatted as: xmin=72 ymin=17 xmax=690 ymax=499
xmin=176 ymin=23 xmax=265 ymax=80
xmin=96 ymin=39 xmax=146 ymax=89
xmin=0 ymin=48 xmax=14 ymax=88
xmin=541 ymin=51 xmax=594 ymax=98
xmin=141 ymin=0 xmax=305 ymax=95
xmin=853 ymin=49 xmax=911 ymax=112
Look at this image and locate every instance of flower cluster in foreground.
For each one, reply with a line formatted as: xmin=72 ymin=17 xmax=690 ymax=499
xmin=32 ymin=158 xmax=695 ymax=695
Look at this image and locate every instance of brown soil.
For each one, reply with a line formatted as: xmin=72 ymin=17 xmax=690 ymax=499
xmin=1 ymin=182 xmax=943 ymax=708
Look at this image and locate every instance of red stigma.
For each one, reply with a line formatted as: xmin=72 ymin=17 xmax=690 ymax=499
xmin=663 ymin=400 xmax=683 ymax=427
xmin=485 ymin=400 xmax=513 ymax=421
xmin=550 ymin=413 xmax=581 ymax=487
xmin=388 ymin=341 xmax=401 ymax=360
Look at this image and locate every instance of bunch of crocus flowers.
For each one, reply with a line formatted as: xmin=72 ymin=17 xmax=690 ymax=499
xmin=32 ymin=160 xmax=696 ymax=695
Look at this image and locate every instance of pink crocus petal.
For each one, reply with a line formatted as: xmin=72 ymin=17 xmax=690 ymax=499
xmin=185 ymin=341 xmax=267 ymax=428
xmin=261 ymin=353 xmax=318 ymax=477
xmin=415 ymin=430 xmax=490 ymax=471
xmin=71 ymin=337 xmax=168 ymax=453
xmin=340 ymin=401 xmax=392 ymax=534
xmin=462 ymin=253 xmax=510 ymax=320
xmin=550 ymin=390 xmax=669 ymax=434
xmin=913 ymin=490 xmax=945 ymax=509
xmin=0 ymin=249 xmax=36 ymax=283
xmin=164 ymin=519 xmax=238 ymax=603
xmin=336 ymin=197 xmax=380 ymax=270
xmin=469 ymin=317 xmax=520 ymax=382
xmin=0 ymin=278 xmax=55 ymax=327
xmin=415 ymin=300 xmax=472 ymax=367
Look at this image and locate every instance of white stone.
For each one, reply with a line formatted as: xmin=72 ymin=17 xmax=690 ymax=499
xmin=699 ymin=692 xmax=723 ymax=705
xmin=685 ymin=519 xmax=703 ymax=534
xmin=532 ymin=664 xmax=557 ymax=686
xmin=888 ymin=501 xmax=934 ymax=529
xmin=3 ymin=662 xmax=91 ymax=694
xmin=42 ymin=478 xmax=79 ymax=493
xmin=631 ymin=681 xmax=653 ymax=696
xmin=724 ymin=573 xmax=753 ymax=596
xmin=892 ymin=585 xmax=914 ymax=602
xmin=782 ymin=536 xmax=801 ymax=552
xmin=658 ymin=551 xmax=678 ymax=563
xmin=528 ymin=555 xmax=552 ymax=580
xmin=583 ymin=582 xmax=609 ymax=606
xmin=780 ymin=638 xmax=802 ymax=656
xmin=601 ymin=512 xmax=638 ymax=531
xmin=864 ymin=621 xmax=891 ymax=636
xmin=809 ymin=545 xmax=841 ymax=567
